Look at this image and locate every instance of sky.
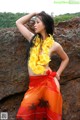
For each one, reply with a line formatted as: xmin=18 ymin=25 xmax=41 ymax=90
xmin=0 ymin=0 xmax=80 ymax=16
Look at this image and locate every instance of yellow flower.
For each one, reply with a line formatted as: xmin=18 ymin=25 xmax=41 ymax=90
xmin=28 ymin=34 xmax=54 ymax=75
xmin=33 ymin=35 xmax=40 ymax=46
xmin=33 ymin=65 xmax=45 ymax=74
xmin=30 ymin=53 xmax=38 ymax=61
xmin=30 ymin=47 xmax=36 ymax=54
xmin=28 ymin=61 xmax=36 ymax=68
xmin=37 ymin=54 xmax=51 ymax=65
xmin=42 ymin=46 xmax=49 ymax=53
xmin=43 ymin=39 xmax=54 ymax=47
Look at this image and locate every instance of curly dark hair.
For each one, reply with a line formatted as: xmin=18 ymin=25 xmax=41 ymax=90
xmin=26 ymin=11 xmax=54 ymax=60
xmin=36 ymin=11 xmax=54 ymax=35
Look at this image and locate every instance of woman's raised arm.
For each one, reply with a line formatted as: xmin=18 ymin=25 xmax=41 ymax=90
xmin=16 ymin=13 xmax=36 ymax=42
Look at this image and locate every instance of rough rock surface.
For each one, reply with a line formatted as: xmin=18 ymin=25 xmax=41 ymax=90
xmin=0 ymin=18 xmax=80 ymax=120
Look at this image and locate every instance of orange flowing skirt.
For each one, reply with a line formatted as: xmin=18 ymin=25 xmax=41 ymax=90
xmin=16 ymin=70 xmax=62 ymax=120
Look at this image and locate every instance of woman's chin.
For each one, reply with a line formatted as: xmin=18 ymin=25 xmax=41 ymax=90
xmin=35 ymin=30 xmax=37 ymax=33
xmin=34 ymin=29 xmax=39 ymax=33
xmin=35 ymin=31 xmax=39 ymax=34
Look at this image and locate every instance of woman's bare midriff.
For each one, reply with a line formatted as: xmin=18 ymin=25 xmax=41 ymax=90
xmin=28 ymin=64 xmax=52 ymax=76
xmin=28 ymin=65 xmax=60 ymax=91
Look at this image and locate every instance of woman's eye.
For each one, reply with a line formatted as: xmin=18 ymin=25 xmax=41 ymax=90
xmin=36 ymin=20 xmax=40 ymax=23
xmin=37 ymin=21 xmax=39 ymax=23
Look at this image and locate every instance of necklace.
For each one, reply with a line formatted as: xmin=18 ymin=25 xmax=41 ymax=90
xmin=28 ymin=34 xmax=54 ymax=74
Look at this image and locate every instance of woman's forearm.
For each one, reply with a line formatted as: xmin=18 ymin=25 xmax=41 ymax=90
xmin=57 ymin=58 xmax=69 ymax=76
xmin=16 ymin=12 xmax=36 ymax=25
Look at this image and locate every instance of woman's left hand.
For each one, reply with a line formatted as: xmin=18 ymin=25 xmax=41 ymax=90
xmin=55 ymin=72 xmax=60 ymax=81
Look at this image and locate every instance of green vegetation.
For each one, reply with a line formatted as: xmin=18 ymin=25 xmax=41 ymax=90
xmin=54 ymin=0 xmax=80 ymax=4
xmin=0 ymin=12 xmax=80 ymax=28
xmin=0 ymin=12 xmax=27 ymax=28
xmin=54 ymin=12 xmax=80 ymax=24
xmin=54 ymin=0 xmax=69 ymax=4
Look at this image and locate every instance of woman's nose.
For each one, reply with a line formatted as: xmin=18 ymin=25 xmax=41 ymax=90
xmin=34 ymin=24 xmax=35 ymax=27
xmin=34 ymin=23 xmax=36 ymax=27
xmin=34 ymin=24 xmax=37 ymax=29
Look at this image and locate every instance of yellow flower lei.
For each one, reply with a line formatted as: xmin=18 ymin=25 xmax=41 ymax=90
xmin=28 ymin=34 xmax=54 ymax=74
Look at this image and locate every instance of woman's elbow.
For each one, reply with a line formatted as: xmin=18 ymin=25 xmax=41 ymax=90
xmin=66 ymin=56 xmax=69 ymax=65
xmin=16 ymin=20 xmax=19 ymax=26
xmin=16 ymin=20 xmax=22 ymax=29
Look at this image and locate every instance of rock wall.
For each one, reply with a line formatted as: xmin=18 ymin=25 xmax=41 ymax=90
xmin=0 ymin=18 xmax=80 ymax=120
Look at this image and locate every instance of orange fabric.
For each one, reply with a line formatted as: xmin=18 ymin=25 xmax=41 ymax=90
xmin=16 ymin=70 xmax=62 ymax=120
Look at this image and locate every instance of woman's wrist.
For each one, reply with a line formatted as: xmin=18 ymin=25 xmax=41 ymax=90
xmin=17 ymin=12 xmax=37 ymax=24
xmin=29 ymin=12 xmax=37 ymax=18
xmin=56 ymin=72 xmax=60 ymax=77
xmin=56 ymin=72 xmax=60 ymax=81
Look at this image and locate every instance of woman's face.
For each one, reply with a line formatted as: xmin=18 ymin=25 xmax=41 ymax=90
xmin=34 ymin=17 xmax=45 ymax=34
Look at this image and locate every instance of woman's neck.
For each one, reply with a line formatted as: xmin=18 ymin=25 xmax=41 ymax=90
xmin=40 ymin=32 xmax=48 ymax=40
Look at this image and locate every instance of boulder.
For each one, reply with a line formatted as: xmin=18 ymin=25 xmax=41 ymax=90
xmin=0 ymin=18 xmax=80 ymax=120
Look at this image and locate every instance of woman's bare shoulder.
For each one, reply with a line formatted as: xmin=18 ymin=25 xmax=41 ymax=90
xmin=52 ymin=41 xmax=62 ymax=51
xmin=54 ymin=41 xmax=61 ymax=46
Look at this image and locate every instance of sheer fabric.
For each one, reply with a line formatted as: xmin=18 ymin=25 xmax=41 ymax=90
xmin=16 ymin=70 xmax=62 ymax=120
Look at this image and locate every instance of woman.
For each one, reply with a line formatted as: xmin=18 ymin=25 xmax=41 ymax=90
xmin=16 ymin=11 xmax=69 ymax=120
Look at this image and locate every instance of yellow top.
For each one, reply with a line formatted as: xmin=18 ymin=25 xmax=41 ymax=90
xmin=28 ymin=34 xmax=54 ymax=75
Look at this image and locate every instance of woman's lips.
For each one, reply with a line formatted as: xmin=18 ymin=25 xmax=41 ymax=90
xmin=34 ymin=27 xmax=37 ymax=30
xmin=34 ymin=28 xmax=37 ymax=32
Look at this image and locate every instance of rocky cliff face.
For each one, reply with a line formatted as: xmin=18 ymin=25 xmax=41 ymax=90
xmin=0 ymin=18 xmax=80 ymax=120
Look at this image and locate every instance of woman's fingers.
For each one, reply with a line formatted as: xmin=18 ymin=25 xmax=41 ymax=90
xmin=54 ymin=77 xmax=60 ymax=90
xmin=56 ymin=72 xmax=60 ymax=81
